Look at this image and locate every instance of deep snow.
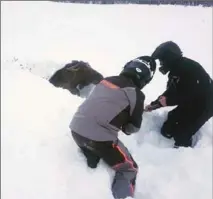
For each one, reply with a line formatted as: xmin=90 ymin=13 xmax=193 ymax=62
xmin=1 ymin=1 xmax=212 ymax=199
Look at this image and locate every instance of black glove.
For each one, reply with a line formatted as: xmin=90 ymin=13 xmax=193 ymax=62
xmin=121 ymin=125 xmax=131 ymax=135
xmin=144 ymin=100 xmax=162 ymax=112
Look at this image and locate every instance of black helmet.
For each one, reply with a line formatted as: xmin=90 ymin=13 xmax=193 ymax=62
xmin=120 ymin=56 xmax=156 ymax=89
xmin=151 ymin=41 xmax=183 ymax=74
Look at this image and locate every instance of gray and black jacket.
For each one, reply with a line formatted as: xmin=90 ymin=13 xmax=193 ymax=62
xmin=69 ymin=75 xmax=145 ymax=142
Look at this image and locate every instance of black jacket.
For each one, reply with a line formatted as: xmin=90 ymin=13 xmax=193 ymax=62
xmin=160 ymin=57 xmax=213 ymax=107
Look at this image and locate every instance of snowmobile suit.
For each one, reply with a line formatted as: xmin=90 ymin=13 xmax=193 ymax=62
xmin=70 ymin=75 xmax=145 ymax=199
xmin=71 ymin=131 xmax=138 ymax=199
xmin=70 ymin=76 xmax=144 ymax=142
xmin=151 ymin=57 xmax=213 ymax=147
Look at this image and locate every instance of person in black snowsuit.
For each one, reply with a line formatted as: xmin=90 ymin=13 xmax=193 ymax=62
xmin=70 ymin=56 xmax=156 ymax=199
xmin=145 ymin=41 xmax=213 ymax=148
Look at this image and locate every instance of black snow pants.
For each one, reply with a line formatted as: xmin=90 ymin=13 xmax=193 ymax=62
xmin=71 ymin=131 xmax=138 ymax=199
xmin=161 ymin=95 xmax=213 ymax=147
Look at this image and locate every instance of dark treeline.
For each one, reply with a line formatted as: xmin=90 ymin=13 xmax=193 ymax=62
xmin=50 ymin=0 xmax=213 ymax=6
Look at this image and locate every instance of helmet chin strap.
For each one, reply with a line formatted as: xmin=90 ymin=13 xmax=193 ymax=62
xmin=159 ymin=66 xmax=169 ymax=75
xmin=159 ymin=62 xmax=170 ymax=74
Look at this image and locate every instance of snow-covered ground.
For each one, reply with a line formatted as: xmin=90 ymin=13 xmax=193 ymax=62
xmin=1 ymin=1 xmax=212 ymax=199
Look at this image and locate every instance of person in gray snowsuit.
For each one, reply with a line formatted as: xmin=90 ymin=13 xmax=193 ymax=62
xmin=69 ymin=56 xmax=156 ymax=199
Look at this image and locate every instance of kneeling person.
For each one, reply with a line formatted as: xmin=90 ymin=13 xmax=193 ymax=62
xmin=70 ymin=56 xmax=156 ymax=199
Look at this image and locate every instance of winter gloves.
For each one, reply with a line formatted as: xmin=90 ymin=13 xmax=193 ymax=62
xmin=144 ymin=96 xmax=167 ymax=112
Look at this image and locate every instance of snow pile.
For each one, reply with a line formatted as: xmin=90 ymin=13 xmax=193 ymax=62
xmin=1 ymin=1 xmax=212 ymax=199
